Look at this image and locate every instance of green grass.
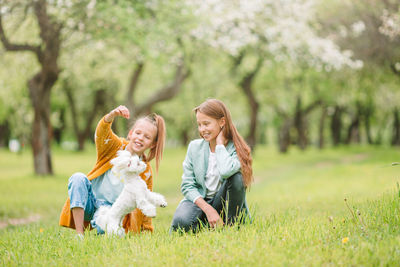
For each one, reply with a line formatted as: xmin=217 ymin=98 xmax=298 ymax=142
xmin=1 ymin=145 xmax=400 ymax=266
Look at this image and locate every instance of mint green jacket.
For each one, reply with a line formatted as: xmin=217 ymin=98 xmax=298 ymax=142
xmin=181 ymin=139 xmax=241 ymax=203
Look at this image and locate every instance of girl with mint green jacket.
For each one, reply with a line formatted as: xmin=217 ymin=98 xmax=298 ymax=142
xmin=171 ymin=99 xmax=253 ymax=232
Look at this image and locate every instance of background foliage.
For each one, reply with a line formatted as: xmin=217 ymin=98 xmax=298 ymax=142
xmin=1 ymin=0 xmax=399 ymax=161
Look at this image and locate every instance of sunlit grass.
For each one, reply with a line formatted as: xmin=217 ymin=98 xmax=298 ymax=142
xmin=1 ymin=145 xmax=400 ymax=265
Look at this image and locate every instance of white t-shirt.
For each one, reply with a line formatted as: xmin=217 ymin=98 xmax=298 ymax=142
xmin=91 ymin=168 xmax=124 ymax=205
xmin=205 ymin=149 xmax=222 ymax=199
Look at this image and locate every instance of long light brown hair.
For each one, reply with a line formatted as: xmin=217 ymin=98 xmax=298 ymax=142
xmin=194 ymin=99 xmax=253 ymax=187
xmin=132 ymin=113 xmax=166 ymax=173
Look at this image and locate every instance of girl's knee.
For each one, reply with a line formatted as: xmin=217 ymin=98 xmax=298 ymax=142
xmin=171 ymin=208 xmax=199 ymax=232
xmin=171 ymin=214 xmax=192 ymax=232
xmin=228 ymin=172 xmax=245 ymax=191
xmin=68 ymin=172 xmax=89 ymax=187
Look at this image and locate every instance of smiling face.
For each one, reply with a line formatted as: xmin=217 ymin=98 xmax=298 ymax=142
xmin=127 ymin=119 xmax=157 ymax=156
xmin=196 ymin=111 xmax=225 ymax=142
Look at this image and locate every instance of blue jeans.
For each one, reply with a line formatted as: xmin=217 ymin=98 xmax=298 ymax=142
xmin=170 ymin=172 xmax=251 ymax=233
xmin=68 ymin=172 xmax=107 ymax=234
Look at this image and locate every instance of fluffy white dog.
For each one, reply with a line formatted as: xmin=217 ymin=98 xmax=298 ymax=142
xmin=95 ymin=150 xmax=167 ymax=236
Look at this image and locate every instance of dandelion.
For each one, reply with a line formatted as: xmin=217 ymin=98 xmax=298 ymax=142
xmin=342 ymin=237 xmax=349 ymax=244
xmin=40 ymin=228 xmax=44 ymax=233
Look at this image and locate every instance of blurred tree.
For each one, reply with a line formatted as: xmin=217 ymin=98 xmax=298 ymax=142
xmin=187 ymin=0 xmax=362 ymax=151
xmin=320 ymin=0 xmax=400 ymax=145
xmin=0 ymin=49 xmax=35 ymax=149
xmin=0 ymin=98 xmax=10 ymax=147
xmin=62 ymin=76 xmax=117 ymax=150
xmin=0 ymin=0 xmax=63 ymax=174
xmin=0 ymin=0 xmax=100 ymax=173
xmin=380 ymin=6 xmax=400 ymax=41
xmin=84 ymin=0 xmax=192 ymax=128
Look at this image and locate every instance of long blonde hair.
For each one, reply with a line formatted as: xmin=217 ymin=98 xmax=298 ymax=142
xmin=132 ymin=113 xmax=166 ymax=173
xmin=194 ymin=99 xmax=253 ymax=187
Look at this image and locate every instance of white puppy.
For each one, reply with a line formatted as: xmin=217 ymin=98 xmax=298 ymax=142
xmin=95 ymin=150 xmax=167 ymax=236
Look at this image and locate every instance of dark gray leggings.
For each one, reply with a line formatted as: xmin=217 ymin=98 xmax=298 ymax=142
xmin=170 ymin=172 xmax=250 ymax=232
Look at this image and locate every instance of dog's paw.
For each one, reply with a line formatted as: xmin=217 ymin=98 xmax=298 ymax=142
xmin=151 ymin=193 xmax=167 ymax=208
xmin=116 ymin=227 xmax=125 ymax=237
xmin=159 ymin=200 xmax=167 ymax=208
xmin=141 ymin=206 xmax=156 ymax=218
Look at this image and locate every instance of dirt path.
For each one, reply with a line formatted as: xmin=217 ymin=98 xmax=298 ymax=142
xmin=0 ymin=214 xmax=41 ymax=229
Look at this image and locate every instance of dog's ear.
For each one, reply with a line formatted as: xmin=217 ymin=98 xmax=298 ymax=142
xmin=138 ymin=159 xmax=147 ymax=173
xmin=111 ymin=157 xmax=124 ymax=177
xmin=129 ymin=155 xmax=138 ymax=166
xmin=111 ymin=150 xmax=130 ymax=176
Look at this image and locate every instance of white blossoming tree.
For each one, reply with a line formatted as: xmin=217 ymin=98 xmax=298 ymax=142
xmin=321 ymin=0 xmax=400 ymax=145
xmin=380 ymin=8 xmax=400 ymax=40
xmin=187 ymin=0 xmax=362 ymax=149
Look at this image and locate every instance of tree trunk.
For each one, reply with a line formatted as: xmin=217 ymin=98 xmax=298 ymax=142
xmin=52 ymin=108 xmax=65 ymax=145
xmin=0 ymin=120 xmax=10 ymax=148
xmin=77 ymin=133 xmax=86 ymax=151
xmin=364 ymin=105 xmax=374 ymax=144
xmin=330 ymin=105 xmax=343 ymax=146
xmin=126 ymin=61 xmax=190 ymax=126
xmin=345 ymin=105 xmax=361 ymax=144
xmin=0 ymin=0 xmax=62 ymax=175
xmin=64 ymin=81 xmax=108 ymax=151
xmin=293 ymin=97 xmax=321 ymax=150
xmin=126 ymin=63 xmax=145 ymax=117
xmin=391 ymin=108 xmax=400 ymax=146
xmin=294 ymin=97 xmax=307 ymax=150
xmin=258 ymin=120 xmax=268 ymax=145
xmin=240 ymin=82 xmax=259 ymax=149
xmin=278 ymin=118 xmax=292 ymax=153
xmin=239 ymin=57 xmax=263 ymax=150
xmin=181 ymin=128 xmax=190 ymax=147
xmin=318 ymin=106 xmax=328 ymax=149
xmin=29 ymin=71 xmax=58 ymax=175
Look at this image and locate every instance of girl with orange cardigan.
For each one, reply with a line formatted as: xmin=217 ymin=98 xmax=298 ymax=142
xmin=59 ymin=105 xmax=166 ymax=236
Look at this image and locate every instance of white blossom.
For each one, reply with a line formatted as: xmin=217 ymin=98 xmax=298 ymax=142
xmin=395 ymin=62 xmax=400 ymax=72
xmin=380 ymin=9 xmax=400 ymax=39
xmin=186 ymin=0 xmax=362 ymax=70
xmin=351 ymin=21 xmax=366 ymax=37
xmin=0 ymin=6 xmax=9 ymax=15
xmin=87 ymin=0 xmax=96 ymax=18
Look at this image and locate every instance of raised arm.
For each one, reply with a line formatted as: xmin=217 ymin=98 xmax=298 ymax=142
xmin=104 ymin=105 xmax=130 ymax=123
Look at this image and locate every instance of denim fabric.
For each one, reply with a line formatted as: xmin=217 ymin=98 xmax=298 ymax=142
xmin=68 ymin=172 xmax=107 ymax=234
xmin=171 ymin=172 xmax=250 ymax=233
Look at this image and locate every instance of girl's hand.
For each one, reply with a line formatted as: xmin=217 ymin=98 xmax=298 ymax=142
xmin=205 ymin=206 xmax=224 ymax=228
xmin=216 ymin=126 xmax=227 ymax=146
xmin=105 ymin=105 xmax=130 ymax=122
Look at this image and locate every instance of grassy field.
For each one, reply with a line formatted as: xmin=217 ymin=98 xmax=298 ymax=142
xmin=1 ymin=145 xmax=400 ymax=266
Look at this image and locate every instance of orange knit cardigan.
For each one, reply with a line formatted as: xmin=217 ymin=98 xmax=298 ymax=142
xmin=59 ymin=116 xmax=154 ymax=233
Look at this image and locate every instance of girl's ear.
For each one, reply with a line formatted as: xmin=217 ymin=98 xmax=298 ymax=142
xmin=150 ymin=141 xmax=157 ymax=149
xmin=219 ymin=117 xmax=226 ymax=128
xmin=128 ymin=129 xmax=133 ymax=140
